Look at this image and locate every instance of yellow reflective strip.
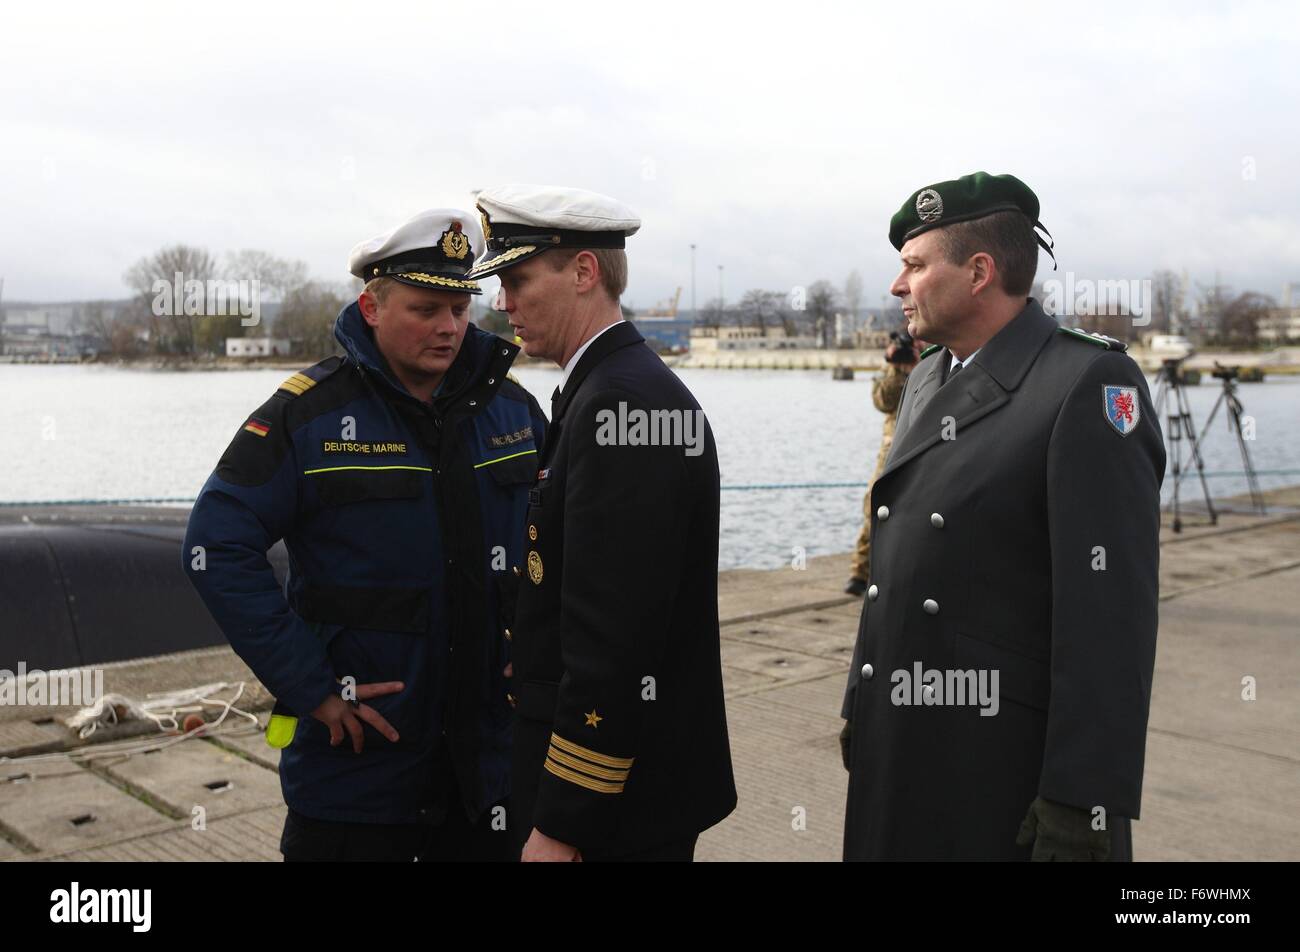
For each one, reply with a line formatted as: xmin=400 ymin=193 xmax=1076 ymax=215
xmin=544 ymin=757 xmax=624 ymax=794
xmin=548 ymin=732 xmax=634 ymax=770
xmin=546 ymin=746 xmax=630 ymax=782
xmin=266 ymin=714 xmax=297 ymax=749
xmin=473 ymin=448 xmax=538 ymax=470
xmin=303 ymin=465 xmax=433 ymax=475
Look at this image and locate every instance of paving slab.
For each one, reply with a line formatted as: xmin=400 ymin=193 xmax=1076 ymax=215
xmin=206 ymin=728 xmax=281 ymax=773
xmin=719 ymin=639 xmax=843 ymax=683
xmin=720 ymin=667 xmax=779 ymax=697
xmin=723 ymin=618 xmax=855 ymax=664
xmin=95 ymin=739 xmax=283 ymax=821
xmin=0 ymin=757 xmax=171 ymax=855
xmin=699 ymin=674 xmax=847 ymax=862
xmin=47 ymin=805 xmax=287 ymax=862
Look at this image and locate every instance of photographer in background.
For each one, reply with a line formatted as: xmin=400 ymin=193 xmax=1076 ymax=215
xmin=845 ymin=329 xmax=924 ymax=598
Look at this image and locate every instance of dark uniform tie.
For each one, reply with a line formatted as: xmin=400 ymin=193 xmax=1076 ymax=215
xmin=945 ymin=360 xmax=964 ymax=386
xmin=551 ymin=386 xmax=561 ymax=421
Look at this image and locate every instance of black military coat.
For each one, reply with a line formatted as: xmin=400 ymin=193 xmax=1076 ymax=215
xmin=841 ymin=300 xmax=1165 ymax=861
xmin=509 ymin=321 xmax=737 ymax=857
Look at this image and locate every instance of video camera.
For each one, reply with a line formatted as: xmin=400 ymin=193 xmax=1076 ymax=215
xmin=1211 ymin=363 xmax=1239 ymax=381
xmin=887 ymin=330 xmax=916 ymax=365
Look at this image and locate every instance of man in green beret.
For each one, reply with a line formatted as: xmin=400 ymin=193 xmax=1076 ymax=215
xmin=839 ymin=172 xmax=1165 ymax=861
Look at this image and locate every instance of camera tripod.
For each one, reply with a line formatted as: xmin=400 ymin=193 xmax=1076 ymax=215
xmin=1152 ymin=360 xmax=1265 ymax=532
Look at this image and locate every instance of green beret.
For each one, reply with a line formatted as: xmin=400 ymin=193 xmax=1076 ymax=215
xmin=889 ymin=171 xmax=1055 ymax=267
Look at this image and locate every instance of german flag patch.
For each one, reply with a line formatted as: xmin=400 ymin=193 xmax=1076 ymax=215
xmin=243 ymin=417 xmax=271 ymax=437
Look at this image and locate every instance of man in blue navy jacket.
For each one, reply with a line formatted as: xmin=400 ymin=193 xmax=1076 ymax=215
xmin=184 ymin=209 xmax=546 ymax=861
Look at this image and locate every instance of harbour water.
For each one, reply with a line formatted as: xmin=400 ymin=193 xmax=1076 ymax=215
xmin=2 ymin=363 xmax=1298 ymax=570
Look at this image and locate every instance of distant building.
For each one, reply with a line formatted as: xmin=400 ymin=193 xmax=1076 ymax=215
xmin=635 ymin=316 xmax=693 ymax=353
xmin=1 ymin=308 xmax=98 ymax=358
xmin=690 ymin=326 xmax=819 ymax=351
xmin=1258 ymin=307 xmax=1300 ymax=344
xmin=226 ymin=337 xmax=291 ymax=357
xmin=1259 ymin=282 xmax=1300 ymax=343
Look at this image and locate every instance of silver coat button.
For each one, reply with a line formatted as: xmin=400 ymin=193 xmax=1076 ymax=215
xmin=930 ymin=512 xmax=944 ymax=529
xmin=860 ymin=663 xmax=874 ymax=680
xmin=867 ymin=584 xmax=879 ymax=601
xmin=877 ymin=505 xmax=890 ymax=521
xmin=923 ymin=598 xmax=939 ymax=615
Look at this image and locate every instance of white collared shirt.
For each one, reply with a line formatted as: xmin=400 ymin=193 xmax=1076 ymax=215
xmin=949 ymin=348 xmax=982 ymax=376
xmin=559 ymin=321 xmax=623 ymax=393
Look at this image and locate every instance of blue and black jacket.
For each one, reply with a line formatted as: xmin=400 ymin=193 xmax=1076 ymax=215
xmin=183 ymin=302 xmax=545 ymax=824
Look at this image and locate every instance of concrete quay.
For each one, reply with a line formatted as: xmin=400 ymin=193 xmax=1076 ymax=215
xmin=2 ymin=489 xmax=1297 ymax=862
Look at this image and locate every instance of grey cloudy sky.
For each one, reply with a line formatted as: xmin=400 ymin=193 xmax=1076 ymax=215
xmin=2 ymin=0 xmax=1298 ymax=309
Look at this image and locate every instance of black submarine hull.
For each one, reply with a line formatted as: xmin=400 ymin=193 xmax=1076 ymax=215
xmin=0 ymin=505 xmax=287 ymax=670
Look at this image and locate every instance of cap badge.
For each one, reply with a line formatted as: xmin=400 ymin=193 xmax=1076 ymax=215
xmin=916 ymin=188 xmax=944 ymax=223
xmin=440 ymin=221 xmax=471 ymax=260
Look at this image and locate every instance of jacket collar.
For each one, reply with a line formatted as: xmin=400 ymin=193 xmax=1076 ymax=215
xmin=880 ymin=298 xmax=1057 ymax=479
xmin=551 ymin=321 xmax=645 ymax=423
xmin=967 ymin=297 xmax=1057 ymax=392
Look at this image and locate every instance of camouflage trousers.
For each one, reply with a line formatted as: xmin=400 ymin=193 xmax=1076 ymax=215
xmin=849 ymin=433 xmax=895 ymax=582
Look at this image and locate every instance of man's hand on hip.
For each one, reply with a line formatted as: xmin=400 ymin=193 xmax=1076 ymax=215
xmin=310 ymin=681 xmax=404 ymax=754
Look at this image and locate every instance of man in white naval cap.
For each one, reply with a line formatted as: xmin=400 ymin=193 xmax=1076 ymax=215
xmin=469 ymin=185 xmax=736 ymax=862
xmin=185 ymin=208 xmax=547 ymax=860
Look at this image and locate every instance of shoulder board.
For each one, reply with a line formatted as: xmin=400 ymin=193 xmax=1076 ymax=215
xmin=1057 ymin=326 xmax=1128 ymax=352
xmin=919 ymin=343 xmax=942 ymax=359
xmin=277 ymin=356 xmax=343 ymax=397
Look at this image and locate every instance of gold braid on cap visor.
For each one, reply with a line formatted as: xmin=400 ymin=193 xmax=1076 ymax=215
xmin=467 ymin=244 xmax=539 ymax=277
xmin=397 ymin=272 xmax=482 ymax=291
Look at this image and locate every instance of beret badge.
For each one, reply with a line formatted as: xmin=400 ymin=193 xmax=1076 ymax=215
xmin=915 ymin=188 xmax=944 ymax=224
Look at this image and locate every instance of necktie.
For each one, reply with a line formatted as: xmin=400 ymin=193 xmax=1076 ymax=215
xmin=550 ymin=386 xmax=561 ymax=421
xmin=945 ymin=360 xmax=964 ymax=386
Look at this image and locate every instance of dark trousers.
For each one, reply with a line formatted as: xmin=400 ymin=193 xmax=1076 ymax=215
xmin=281 ymin=797 xmax=513 ymax=862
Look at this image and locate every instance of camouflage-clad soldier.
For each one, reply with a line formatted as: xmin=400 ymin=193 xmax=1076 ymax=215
xmin=847 ymin=352 xmax=916 ymax=596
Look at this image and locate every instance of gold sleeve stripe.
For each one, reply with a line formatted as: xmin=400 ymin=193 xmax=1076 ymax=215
xmin=544 ymin=757 xmax=624 ymax=794
xmin=546 ymin=746 xmax=630 ymax=782
xmin=549 ymin=732 xmax=634 ymax=770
